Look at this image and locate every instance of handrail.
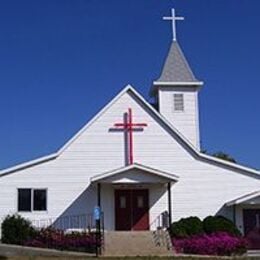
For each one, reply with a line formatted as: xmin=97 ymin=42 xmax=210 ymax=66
xmin=149 ymin=211 xmax=170 ymax=230
xmin=30 ymin=212 xmax=105 ymax=255
xmin=31 ymin=213 xmax=96 ymax=231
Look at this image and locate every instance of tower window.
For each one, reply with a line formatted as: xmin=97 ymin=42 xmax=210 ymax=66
xmin=173 ymin=94 xmax=184 ymax=111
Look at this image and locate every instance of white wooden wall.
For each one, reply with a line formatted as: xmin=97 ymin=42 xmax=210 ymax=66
xmin=158 ymin=87 xmax=200 ymax=149
xmin=0 ymin=88 xmax=259 ymax=234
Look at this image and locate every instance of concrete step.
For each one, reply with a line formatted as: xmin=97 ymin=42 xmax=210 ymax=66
xmin=103 ymin=230 xmax=173 ymax=256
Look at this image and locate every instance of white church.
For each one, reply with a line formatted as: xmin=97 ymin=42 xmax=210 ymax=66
xmin=0 ymin=9 xmax=259 ymax=243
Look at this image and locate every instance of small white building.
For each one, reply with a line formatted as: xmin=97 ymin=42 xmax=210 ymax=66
xmin=0 ymin=9 xmax=259 ymax=247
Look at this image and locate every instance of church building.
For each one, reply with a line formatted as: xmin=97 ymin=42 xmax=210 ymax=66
xmin=0 ymin=9 xmax=259 ymax=246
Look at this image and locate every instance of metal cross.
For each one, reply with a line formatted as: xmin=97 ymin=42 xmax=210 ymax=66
xmin=113 ymin=108 xmax=147 ymax=165
xmin=163 ymin=8 xmax=184 ymax=42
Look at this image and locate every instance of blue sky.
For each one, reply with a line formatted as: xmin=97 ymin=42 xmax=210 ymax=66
xmin=0 ymin=0 xmax=259 ymax=170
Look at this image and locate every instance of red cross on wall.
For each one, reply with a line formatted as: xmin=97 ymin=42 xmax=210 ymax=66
xmin=113 ymin=108 xmax=147 ymax=165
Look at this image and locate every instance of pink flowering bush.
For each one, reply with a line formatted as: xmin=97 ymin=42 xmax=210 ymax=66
xmin=24 ymin=228 xmax=99 ymax=253
xmin=173 ymin=232 xmax=247 ymax=256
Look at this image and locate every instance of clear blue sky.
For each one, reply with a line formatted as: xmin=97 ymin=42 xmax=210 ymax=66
xmin=0 ymin=0 xmax=259 ymax=170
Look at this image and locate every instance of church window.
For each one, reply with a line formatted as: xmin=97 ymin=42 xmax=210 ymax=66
xmin=137 ymin=196 xmax=144 ymax=208
xmin=33 ymin=189 xmax=47 ymax=211
xmin=173 ymin=94 xmax=184 ymax=111
xmin=18 ymin=189 xmax=31 ymax=212
xmin=120 ymin=196 xmax=126 ymax=208
xmin=18 ymin=188 xmax=47 ymax=212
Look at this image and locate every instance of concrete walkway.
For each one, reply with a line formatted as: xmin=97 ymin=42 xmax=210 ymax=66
xmin=247 ymin=250 xmax=260 ymax=257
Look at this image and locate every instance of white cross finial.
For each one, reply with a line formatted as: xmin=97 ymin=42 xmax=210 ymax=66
xmin=163 ymin=8 xmax=184 ymax=41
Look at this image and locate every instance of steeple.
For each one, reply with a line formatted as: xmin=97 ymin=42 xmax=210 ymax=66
xmin=151 ymin=8 xmax=203 ymax=95
xmin=156 ymin=41 xmax=200 ymax=83
xmin=151 ymin=8 xmax=203 ymax=150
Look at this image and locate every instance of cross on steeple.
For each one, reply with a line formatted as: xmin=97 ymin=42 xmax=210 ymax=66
xmin=163 ymin=8 xmax=184 ymax=42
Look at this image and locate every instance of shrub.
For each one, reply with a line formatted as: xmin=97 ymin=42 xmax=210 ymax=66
xmin=1 ymin=214 xmax=98 ymax=253
xmin=203 ymin=216 xmax=241 ymax=237
xmin=1 ymin=214 xmax=36 ymax=245
xmin=173 ymin=232 xmax=247 ymax=256
xmin=170 ymin=216 xmax=204 ymax=238
xmin=24 ymin=228 xmax=98 ymax=253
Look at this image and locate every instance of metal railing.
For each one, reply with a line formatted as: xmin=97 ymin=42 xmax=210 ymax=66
xmin=32 ymin=213 xmax=96 ymax=231
xmin=30 ymin=212 xmax=105 ymax=256
xmin=150 ymin=211 xmax=170 ymax=230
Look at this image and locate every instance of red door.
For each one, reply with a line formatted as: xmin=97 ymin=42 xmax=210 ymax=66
xmin=115 ymin=189 xmax=149 ymax=231
xmin=132 ymin=189 xmax=149 ymax=230
xmin=243 ymin=209 xmax=260 ymax=249
xmin=115 ymin=190 xmax=132 ymax=230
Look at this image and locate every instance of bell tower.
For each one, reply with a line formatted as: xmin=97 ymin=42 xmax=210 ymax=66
xmin=150 ymin=8 xmax=203 ymax=149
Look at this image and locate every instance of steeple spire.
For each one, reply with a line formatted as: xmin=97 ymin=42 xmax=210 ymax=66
xmin=150 ymin=8 xmax=203 ymax=91
xmin=163 ymin=8 xmax=184 ymax=42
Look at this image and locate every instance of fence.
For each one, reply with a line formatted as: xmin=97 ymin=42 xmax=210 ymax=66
xmin=30 ymin=212 xmax=104 ymax=255
xmin=32 ymin=213 xmax=96 ymax=231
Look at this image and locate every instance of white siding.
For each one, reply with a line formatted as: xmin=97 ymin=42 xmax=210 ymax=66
xmin=0 ymin=88 xmax=259 ymax=233
xmin=158 ymin=87 xmax=200 ymax=149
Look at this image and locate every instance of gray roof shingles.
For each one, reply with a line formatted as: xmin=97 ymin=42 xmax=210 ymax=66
xmin=157 ymin=41 xmax=199 ymax=83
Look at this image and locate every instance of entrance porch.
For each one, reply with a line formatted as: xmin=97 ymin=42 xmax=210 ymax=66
xmin=90 ymin=163 xmax=179 ymax=231
xmin=226 ymin=190 xmax=260 ymax=249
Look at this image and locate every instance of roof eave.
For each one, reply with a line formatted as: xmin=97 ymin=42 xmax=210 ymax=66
xmin=0 ymin=153 xmax=58 ymax=177
xmin=150 ymin=81 xmax=203 ymax=97
xmin=225 ymin=190 xmax=260 ymax=206
xmin=153 ymin=81 xmax=204 ymax=86
xmin=90 ymin=163 xmax=179 ymax=183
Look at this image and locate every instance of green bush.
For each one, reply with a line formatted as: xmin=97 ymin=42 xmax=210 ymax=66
xmin=1 ymin=214 xmax=37 ymax=245
xmin=169 ymin=216 xmax=204 ymax=238
xmin=203 ymin=216 xmax=241 ymax=237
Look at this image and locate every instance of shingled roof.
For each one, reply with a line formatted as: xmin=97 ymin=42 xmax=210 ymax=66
xmin=156 ymin=41 xmax=200 ymax=83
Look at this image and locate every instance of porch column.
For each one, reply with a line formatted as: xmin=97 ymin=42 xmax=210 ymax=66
xmin=96 ymin=183 xmax=101 ymax=256
xmin=97 ymin=183 xmax=101 ymax=208
xmin=167 ymin=182 xmax=172 ymax=226
xmin=233 ymin=204 xmax=236 ymax=225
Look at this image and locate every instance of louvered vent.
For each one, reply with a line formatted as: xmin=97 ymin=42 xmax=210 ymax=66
xmin=173 ymin=94 xmax=184 ymax=111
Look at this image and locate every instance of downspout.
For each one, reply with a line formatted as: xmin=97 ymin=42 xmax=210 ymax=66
xmin=233 ymin=204 xmax=236 ymax=226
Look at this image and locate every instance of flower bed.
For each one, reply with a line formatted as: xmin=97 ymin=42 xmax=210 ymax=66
xmin=24 ymin=228 xmax=99 ymax=253
xmin=173 ymin=232 xmax=247 ymax=256
xmin=1 ymin=214 xmax=100 ymax=253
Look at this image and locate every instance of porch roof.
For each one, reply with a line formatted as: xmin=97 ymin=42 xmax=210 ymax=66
xmin=225 ymin=190 xmax=260 ymax=206
xmin=90 ymin=163 xmax=179 ymax=184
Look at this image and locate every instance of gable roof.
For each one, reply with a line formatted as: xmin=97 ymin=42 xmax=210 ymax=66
xmin=0 ymin=85 xmax=259 ymax=179
xmin=90 ymin=163 xmax=179 ymax=183
xmin=226 ymin=190 xmax=260 ymax=206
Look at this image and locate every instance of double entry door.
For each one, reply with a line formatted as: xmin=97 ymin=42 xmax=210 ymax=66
xmin=115 ymin=189 xmax=149 ymax=231
xmin=243 ymin=209 xmax=260 ymax=249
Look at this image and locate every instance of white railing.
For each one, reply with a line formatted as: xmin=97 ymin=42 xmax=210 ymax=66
xmin=150 ymin=211 xmax=170 ymax=230
xmin=31 ymin=213 xmax=96 ymax=231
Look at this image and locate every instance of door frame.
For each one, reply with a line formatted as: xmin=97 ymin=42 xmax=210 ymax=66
xmin=114 ymin=188 xmax=149 ymax=231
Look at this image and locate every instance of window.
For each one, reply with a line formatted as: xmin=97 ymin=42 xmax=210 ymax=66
xmin=173 ymin=94 xmax=184 ymax=111
xmin=137 ymin=196 xmax=144 ymax=208
xmin=33 ymin=189 xmax=47 ymax=211
xmin=120 ymin=196 xmax=126 ymax=208
xmin=18 ymin=189 xmax=31 ymax=212
xmin=18 ymin=189 xmax=47 ymax=212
